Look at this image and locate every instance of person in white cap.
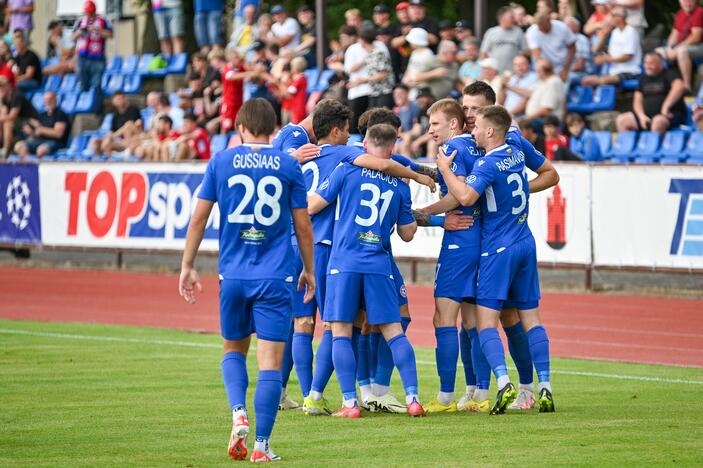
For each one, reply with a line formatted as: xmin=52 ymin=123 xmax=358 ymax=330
xmin=407 ymin=39 xmax=459 ymax=100
xmin=401 ymin=28 xmax=435 ymax=98
xmin=477 ymin=57 xmax=502 ymax=94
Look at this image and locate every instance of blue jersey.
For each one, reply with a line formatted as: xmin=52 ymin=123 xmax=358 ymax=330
xmin=272 ymin=123 xmax=311 ymax=154
xmin=198 ymin=143 xmax=308 ymax=280
xmin=466 ymin=143 xmax=532 ymax=255
xmin=317 ymin=163 xmax=414 ymax=275
xmin=506 ymin=126 xmax=547 ymax=171
xmin=352 ymin=141 xmax=420 ymax=171
xmin=304 ymin=144 xmax=364 ymax=244
xmin=436 ymin=134 xmax=482 ymax=248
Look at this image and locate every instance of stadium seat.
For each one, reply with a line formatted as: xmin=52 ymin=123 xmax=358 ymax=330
xmin=103 ymin=73 xmax=124 ymax=96
xmin=74 ymin=89 xmax=97 ymax=114
xmin=608 ymin=131 xmax=637 ymax=162
xmin=41 ymin=56 xmax=60 ymax=69
xmin=304 ymin=68 xmax=320 ymax=94
xmin=122 ymin=74 xmax=143 ymax=94
xmin=210 ymin=134 xmax=228 ymax=156
xmin=106 ymin=55 xmax=122 ymax=74
xmin=584 ymin=85 xmax=617 ymax=113
xmin=659 ymin=130 xmax=688 ymax=163
xmin=44 ymin=74 xmax=62 ymax=93
xmin=633 ymin=131 xmax=661 ymax=163
xmin=121 ymin=54 xmax=139 ymax=74
xmin=56 ymin=134 xmax=90 ymax=158
xmin=31 ymin=93 xmax=45 ymax=113
xmin=620 ymin=78 xmax=640 ymax=91
xmin=315 ymin=69 xmax=335 ymax=92
xmin=137 ymin=54 xmax=155 ymax=75
xmin=166 ymin=53 xmax=188 ymax=74
xmin=98 ymin=113 xmax=114 ymax=135
xmin=59 ymin=74 xmax=78 ymax=94
xmin=59 ymin=92 xmax=78 ymax=115
xmin=685 ymin=132 xmax=703 ymax=163
xmin=566 ymin=85 xmax=593 ymax=113
xmin=593 ymin=131 xmax=613 ymax=156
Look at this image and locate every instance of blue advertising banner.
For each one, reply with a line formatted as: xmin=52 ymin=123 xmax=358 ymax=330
xmin=0 ymin=163 xmax=41 ymax=244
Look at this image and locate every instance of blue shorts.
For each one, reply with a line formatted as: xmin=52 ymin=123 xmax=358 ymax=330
xmin=153 ymin=7 xmax=185 ymax=40
xmin=434 ymin=246 xmax=480 ymax=303
xmin=390 ymin=259 xmax=408 ymax=307
xmin=476 ymin=236 xmax=541 ymax=312
xmin=219 ymin=279 xmax=294 ymax=342
xmin=292 ymin=243 xmax=331 ymax=319
xmin=325 ymin=272 xmax=400 ymax=325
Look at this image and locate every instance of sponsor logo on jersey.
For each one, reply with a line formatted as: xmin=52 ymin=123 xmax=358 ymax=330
xmin=240 ymin=226 xmax=266 ymax=241
xmin=358 ymin=230 xmax=382 ymax=243
xmin=518 ymin=212 xmax=527 ymax=224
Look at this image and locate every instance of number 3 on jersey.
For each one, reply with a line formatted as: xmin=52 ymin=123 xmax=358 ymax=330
xmin=227 ymin=174 xmax=282 ymax=226
xmin=485 ymin=171 xmax=527 ymax=214
xmin=356 ymin=183 xmax=394 ymax=227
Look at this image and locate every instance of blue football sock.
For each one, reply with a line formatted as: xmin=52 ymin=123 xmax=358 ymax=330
xmin=332 ymin=336 xmax=357 ymax=402
xmin=292 ymin=332 xmax=313 ymax=397
xmin=527 ymin=326 xmax=551 ymax=383
xmin=479 ymin=327 xmax=508 ymax=379
xmin=368 ymin=332 xmax=381 ymax=383
xmin=375 ymin=333 xmax=394 ymax=387
xmin=459 ymin=326 xmax=477 ymax=386
xmin=222 ymin=351 xmax=248 ymax=410
xmin=254 ymin=370 xmax=282 ymax=439
xmin=280 ymin=324 xmax=294 ymax=389
xmin=469 ymin=327 xmax=491 ymax=390
xmin=351 ymin=326 xmax=361 ymax=367
xmin=310 ymin=330 xmax=334 ymax=394
xmin=435 ymin=326 xmax=458 ymax=393
xmin=401 ymin=316 xmax=411 ymax=332
xmin=356 ymin=333 xmax=371 ymax=386
xmin=504 ymin=322 xmax=534 ymax=385
xmin=388 ymin=333 xmax=418 ymax=397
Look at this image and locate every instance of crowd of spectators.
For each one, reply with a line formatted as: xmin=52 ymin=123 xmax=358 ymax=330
xmin=2 ymin=0 xmax=703 ymax=163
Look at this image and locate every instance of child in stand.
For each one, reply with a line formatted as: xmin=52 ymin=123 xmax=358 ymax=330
xmin=280 ymin=57 xmax=308 ymax=125
xmin=220 ymin=48 xmax=249 ymax=134
xmin=565 ymin=112 xmax=602 ymax=161
xmin=543 ymin=115 xmax=570 ymax=161
xmin=175 ymin=112 xmax=211 ymax=160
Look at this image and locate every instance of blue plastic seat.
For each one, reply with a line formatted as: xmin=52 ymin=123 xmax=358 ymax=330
xmin=75 ymin=89 xmax=97 ymax=114
xmin=210 ymin=134 xmax=228 ymax=156
xmin=660 ymin=130 xmax=688 ymax=163
xmin=620 ymin=78 xmax=640 ymax=91
xmin=304 ymin=68 xmax=320 ymax=94
xmin=633 ymin=131 xmax=661 ymax=163
xmin=122 ymin=74 xmax=142 ymax=94
xmin=59 ymin=74 xmax=78 ymax=93
xmin=59 ymin=92 xmax=78 ymax=115
xmin=593 ymin=131 xmax=612 ymax=156
xmin=585 ymin=85 xmax=617 ymax=113
xmin=103 ymin=73 xmax=124 ymax=96
xmin=167 ymin=53 xmax=188 ymax=74
xmin=315 ymin=69 xmax=335 ymax=92
xmin=31 ymin=93 xmax=46 ymax=113
xmin=44 ymin=74 xmax=62 ymax=93
xmin=56 ymin=134 xmax=90 ymax=157
xmin=98 ymin=113 xmax=114 ymax=135
xmin=137 ymin=54 xmax=155 ymax=75
xmin=107 ymin=55 xmax=122 ymax=73
xmin=685 ymin=131 xmax=703 ymax=162
xmin=566 ymin=85 xmax=593 ymax=113
xmin=608 ymin=131 xmax=637 ymax=162
xmin=121 ymin=54 xmax=139 ymax=74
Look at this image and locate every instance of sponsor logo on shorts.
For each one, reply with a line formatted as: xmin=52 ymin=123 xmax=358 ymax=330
xmin=240 ymin=226 xmax=266 ymax=241
xmin=358 ymin=230 xmax=381 ymax=243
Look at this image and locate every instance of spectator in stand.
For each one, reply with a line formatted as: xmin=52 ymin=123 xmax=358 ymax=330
xmin=174 ymin=112 xmax=210 ymax=160
xmin=139 ymin=114 xmax=181 ymax=161
xmin=5 ymin=0 xmax=33 ymax=37
xmin=295 ymin=5 xmax=316 ymax=68
xmin=458 ymin=38 xmax=481 ymax=85
xmin=0 ymin=75 xmax=36 ymax=158
xmin=455 ymin=19 xmax=473 ymax=45
xmin=402 ymin=28 xmax=434 ymax=96
xmin=156 ymin=92 xmax=184 ymax=130
xmin=616 ymin=52 xmax=688 ymax=134
xmin=566 ymin=112 xmax=602 ymax=161
xmin=11 ymin=28 xmax=41 ymax=91
xmin=393 ymin=83 xmax=419 ymax=132
xmin=190 ymin=52 xmax=219 ymax=90
xmin=0 ymin=53 xmax=15 ymax=88
xmin=656 ymin=0 xmax=703 ymax=92
xmin=409 ymin=39 xmax=458 ymax=100
xmin=270 ymin=4 xmax=301 ymax=52
xmin=228 ymin=4 xmax=258 ymax=54
xmin=0 ymin=40 xmax=12 ymax=64
xmin=280 ymin=56 xmax=307 ymax=125
xmin=194 ymin=0 xmax=224 ymax=54
xmin=498 ymin=53 xmax=538 ymax=119
xmin=373 ymin=4 xmax=400 ymax=37
xmin=584 ymin=0 xmax=611 ymax=48
xmin=44 ymin=20 xmax=76 ymax=76
xmin=613 ymin=0 xmax=646 ymax=38
xmin=408 ymin=0 xmax=439 ymax=47
xmin=400 ymin=86 xmax=435 ymax=158
xmin=326 ymin=25 xmax=357 ymax=73
xmin=519 ymin=118 xmax=545 ymax=153
xmin=46 ymin=20 xmax=65 ymax=59
xmin=582 ymin=7 xmax=641 ymax=86
xmin=556 ymin=0 xmax=576 ymax=21
xmin=481 ymin=6 xmax=529 ymax=73
xmin=151 ymin=0 xmax=184 ymax=55
xmin=256 ymin=13 xmax=274 ymax=46
xmin=376 ymin=25 xmax=403 ymax=84
xmin=373 ymin=7 xmax=403 ymax=82
xmin=524 ymin=59 xmax=566 ymax=125
xmin=395 ymin=2 xmax=411 ymax=31
xmin=345 ymin=8 xmax=363 ymax=29
xmin=98 ymin=91 xmax=143 ymax=157
xmin=477 ymin=57 xmax=502 ymax=94
xmin=511 ymin=3 xmax=533 ymax=31
xmin=542 ymin=115 xmax=569 ymax=160
xmin=13 ymin=91 xmax=69 ymax=159
xmin=438 ymin=20 xmax=456 ymax=43
xmin=526 ymin=12 xmax=576 ymax=81
xmin=219 ymin=48 xmax=247 ymax=134
xmin=564 ymin=17 xmax=594 ymax=81
xmin=72 ymin=0 xmax=112 ymax=111
xmin=364 ymin=30 xmax=395 ymax=108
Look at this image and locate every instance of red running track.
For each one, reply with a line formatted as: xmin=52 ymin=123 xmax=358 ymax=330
xmin=2 ymin=267 xmax=702 ymax=368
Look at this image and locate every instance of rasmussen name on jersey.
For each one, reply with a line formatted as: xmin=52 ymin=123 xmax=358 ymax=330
xmin=495 ymin=150 xmax=525 ymax=172
xmin=360 ymin=168 xmax=399 ymax=186
xmin=232 ymin=153 xmax=281 ymax=170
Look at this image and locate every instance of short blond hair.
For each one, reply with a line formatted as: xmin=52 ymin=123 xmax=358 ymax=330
xmin=291 ymin=56 xmax=307 ymax=73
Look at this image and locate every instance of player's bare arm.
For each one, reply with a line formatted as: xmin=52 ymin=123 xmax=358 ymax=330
xmin=419 ymin=192 xmax=461 ymax=215
xmin=412 ymin=209 xmax=473 ymax=231
xmin=436 ymin=148 xmax=479 ymax=207
xmin=529 ymin=158 xmax=560 ymax=194
xmin=292 ymin=208 xmax=316 ymax=304
xmin=353 ymin=154 xmax=436 ymax=193
xmin=413 ymin=163 xmax=439 ymax=182
xmin=179 ymin=198 xmax=213 ymax=304
xmin=397 ymin=221 xmax=418 ymax=242
xmin=290 ymin=143 xmax=321 ymax=164
xmin=306 ymin=193 xmax=329 ymax=215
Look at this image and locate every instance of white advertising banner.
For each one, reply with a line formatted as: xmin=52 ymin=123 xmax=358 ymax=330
xmin=39 ymin=163 xmax=220 ymax=251
xmin=391 ymin=163 xmax=592 ymax=265
xmin=592 ymin=165 xmax=703 ymax=269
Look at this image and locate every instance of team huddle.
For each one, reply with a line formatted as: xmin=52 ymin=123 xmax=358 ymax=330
xmin=179 ymin=81 xmax=559 ymax=462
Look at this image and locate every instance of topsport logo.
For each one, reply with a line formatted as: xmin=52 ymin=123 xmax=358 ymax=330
xmin=63 ymin=170 xmax=219 ymax=240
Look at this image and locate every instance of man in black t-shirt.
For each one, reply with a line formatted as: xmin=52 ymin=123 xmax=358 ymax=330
xmin=408 ymin=0 xmax=439 ymax=46
xmin=616 ymin=52 xmax=688 ymax=134
xmin=12 ymin=29 xmax=42 ymax=91
xmin=0 ymin=75 xmax=36 ymax=158
xmin=14 ymin=91 xmax=70 ymax=159
xmin=98 ymin=91 xmax=143 ymax=156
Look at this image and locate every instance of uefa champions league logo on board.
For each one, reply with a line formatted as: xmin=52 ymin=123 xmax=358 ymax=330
xmin=5 ymin=175 xmax=32 ymax=231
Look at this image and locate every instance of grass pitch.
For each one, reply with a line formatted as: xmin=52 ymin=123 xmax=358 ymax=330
xmin=1 ymin=320 xmax=702 ymax=466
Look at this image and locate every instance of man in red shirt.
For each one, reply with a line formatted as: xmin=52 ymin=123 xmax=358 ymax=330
xmin=220 ymin=48 xmax=248 ymax=134
xmin=658 ymin=0 xmax=703 ymax=91
xmin=175 ymin=112 xmax=211 ymax=160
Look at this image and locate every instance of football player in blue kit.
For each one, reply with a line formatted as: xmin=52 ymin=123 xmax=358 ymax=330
xmin=179 ymin=98 xmax=316 ymax=462
xmin=437 ymin=105 xmax=555 ymax=415
xmin=307 ymin=123 xmax=426 ymax=418
xmin=271 ymin=112 xmax=321 ymax=163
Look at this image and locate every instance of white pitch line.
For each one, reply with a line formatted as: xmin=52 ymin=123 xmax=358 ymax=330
xmin=2 ymin=328 xmax=702 ymax=386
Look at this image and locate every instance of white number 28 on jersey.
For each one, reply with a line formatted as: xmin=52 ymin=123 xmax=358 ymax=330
xmin=227 ymin=174 xmax=283 ymax=226
xmin=355 ymin=183 xmax=394 ymax=227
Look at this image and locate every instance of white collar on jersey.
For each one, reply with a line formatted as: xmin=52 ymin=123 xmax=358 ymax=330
xmin=242 ymin=143 xmax=273 ymax=148
xmin=485 ymin=143 xmax=509 ymax=157
xmin=353 ymin=141 xmax=364 ymax=147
